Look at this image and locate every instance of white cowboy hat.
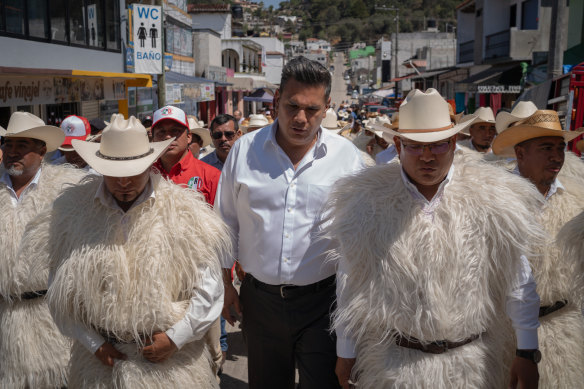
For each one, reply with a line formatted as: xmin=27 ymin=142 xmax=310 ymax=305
xmin=321 ymin=108 xmax=350 ymax=133
xmin=241 ymin=114 xmax=269 ymax=133
xmin=0 ymin=112 xmax=65 ymax=152
xmin=495 ymin=101 xmax=538 ymax=133
xmin=492 ymin=110 xmax=584 ymax=157
xmin=459 ymin=107 xmax=496 ymax=135
xmin=187 ymin=118 xmax=212 ymax=148
xmin=367 ymin=115 xmax=392 ymax=136
xmin=72 ymin=114 xmax=173 ymax=177
xmin=384 ymin=88 xmax=476 ymax=143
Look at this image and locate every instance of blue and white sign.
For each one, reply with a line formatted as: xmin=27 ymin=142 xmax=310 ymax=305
xmin=131 ymin=4 xmax=162 ymax=74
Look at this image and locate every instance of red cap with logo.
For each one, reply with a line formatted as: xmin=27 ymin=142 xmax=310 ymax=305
xmin=59 ymin=115 xmax=91 ymax=150
xmin=152 ymin=106 xmax=188 ymax=130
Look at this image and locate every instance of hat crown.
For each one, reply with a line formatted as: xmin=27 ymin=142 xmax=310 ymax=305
xmin=248 ymin=114 xmax=269 ymax=126
xmin=399 ymin=89 xmax=451 ymax=130
xmin=473 ymin=107 xmax=495 ymax=122
xmin=153 ymin=105 xmax=188 ymax=128
xmin=99 ymin=114 xmax=150 ymax=158
xmin=512 ymin=110 xmax=562 ymax=130
xmin=61 ymin=115 xmax=90 ymax=137
xmin=7 ymin=112 xmax=45 ymax=133
xmin=322 ymin=108 xmax=338 ymax=128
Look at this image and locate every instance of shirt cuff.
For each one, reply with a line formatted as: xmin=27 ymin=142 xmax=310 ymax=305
xmin=80 ymin=328 xmax=106 ymax=354
xmin=337 ymin=336 xmax=357 ymax=358
xmin=166 ymin=318 xmax=193 ymax=350
xmin=515 ymin=328 xmax=538 ymax=350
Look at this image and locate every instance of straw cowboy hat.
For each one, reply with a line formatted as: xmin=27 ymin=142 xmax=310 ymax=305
xmin=459 ymin=107 xmax=496 ymax=135
xmin=187 ymin=117 xmax=212 ymax=148
xmin=321 ymin=108 xmax=351 ymax=133
xmin=0 ymin=112 xmax=65 ymax=152
xmin=72 ymin=114 xmax=173 ymax=177
xmin=241 ymin=114 xmax=269 ymax=133
xmin=495 ymin=101 xmax=538 ymax=133
xmin=492 ymin=110 xmax=584 ymax=157
xmin=383 ymin=88 xmax=476 ymax=143
xmin=576 ymin=138 xmax=584 ymax=153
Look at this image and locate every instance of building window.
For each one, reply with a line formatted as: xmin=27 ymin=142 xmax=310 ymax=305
xmin=0 ymin=0 xmax=120 ymax=52
xmin=5 ymin=0 xmax=25 ymax=35
xmin=510 ymin=4 xmax=517 ymax=28
xmin=521 ymin=0 xmax=538 ymax=30
xmin=28 ymin=0 xmax=49 ymax=39
xmin=50 ymin=0 xmax=68 ymax=42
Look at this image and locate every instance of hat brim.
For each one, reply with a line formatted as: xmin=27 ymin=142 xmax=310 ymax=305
xmin=0 ymin=126 xmax=6 ymax=136
xmin=371 ymin=118 xmax=474 ymax=143
xmin=459 ymin=117 xmax=496 ymax=136
xmin=190 ymin=128 xmax=212 ymax=148
xmin=72 ymin=138 xmax=173 ymax=177
xmin=4 ymin=126 xmax=65 ymax=152
xmin=492 ymin=126 xmax=584 ymax=157
xmin=495 ymin=109 xmax=537 ymax=133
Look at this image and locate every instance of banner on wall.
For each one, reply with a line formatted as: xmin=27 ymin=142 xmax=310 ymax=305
xmin=130 ymin=4 xmax=162 ymax=74
xmin=0 ymin=77 xmax=127 ymax=107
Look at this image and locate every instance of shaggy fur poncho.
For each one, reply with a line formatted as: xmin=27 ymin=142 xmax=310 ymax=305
xmin=27 ymin=173 xmax=231 ymax=388
xmin=325 ymin=152 xmax=544 ymax=388
xmin=0 ymin=163 xmax=83 ymax=388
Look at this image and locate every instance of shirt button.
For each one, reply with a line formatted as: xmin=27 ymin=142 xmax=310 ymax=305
xmin=287 ymin=207 xmax=292 ymax=212
xmin=290 ymin=182 xmax=295 ymax=188
xmin=283 ymin=257 xmax=288 ymax=262
xmin=285 ymin=233 xmax=290 ymax=238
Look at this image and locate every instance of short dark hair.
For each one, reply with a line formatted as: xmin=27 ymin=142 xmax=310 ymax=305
xmin=279 ymin=56 xmax=331 ymax=101
xmin=210 ymin=114 xmax=238 ymax=133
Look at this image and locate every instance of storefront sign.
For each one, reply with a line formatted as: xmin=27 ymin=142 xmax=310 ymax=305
xmin=473 ymin=85 xmax=522 ymax=94
xmin=200 ymin=83 xmax=215 ymax=101
xmin=0 ymin=77 xmax=127 ymax=107
xmin=130 ymin=4 xmax=162 ymax=74
xmin=166 ymin=83 xmax=183 ymax=105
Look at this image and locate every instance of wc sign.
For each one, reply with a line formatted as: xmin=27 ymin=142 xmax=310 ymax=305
xmin=130 ymin=4 xmax=162 ymax=74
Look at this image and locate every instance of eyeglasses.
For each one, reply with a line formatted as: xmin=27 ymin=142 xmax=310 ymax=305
xmin=211 ymin=131 xmax=236 ymax=140
xmin=152 ymin=127 xmax=186 ymax=140
xmin=401 ymin=140 xmax=452 ymax=155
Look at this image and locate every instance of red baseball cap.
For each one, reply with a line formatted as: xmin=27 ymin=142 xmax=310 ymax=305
xmin=59 ymin=115 xmax=91 ymax=151
xmin=152 ymin=106 xmax=188 ymax=130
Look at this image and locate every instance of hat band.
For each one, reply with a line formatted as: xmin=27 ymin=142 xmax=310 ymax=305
xmin=399 ymin=124 xmax=454 ymax=134
xmin=96 ymin=148 xmax=154 ymax=161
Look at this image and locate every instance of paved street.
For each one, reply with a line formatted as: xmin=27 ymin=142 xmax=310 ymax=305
xmin=330 ymin=52 xmax=355 ymax=108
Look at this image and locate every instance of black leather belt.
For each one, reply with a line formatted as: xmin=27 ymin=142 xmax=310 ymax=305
xmin=247 ymin=274 xmax=336 ymax=299
xmin=396 ymin=333 xmax=481 ymax=354
xmin=539 ymin=299 xmax=567 ymax=317
xmin=17 ymin=290 xmax=48 ymax=300
xmin=97 ymin=329 xmax=137 ymax=345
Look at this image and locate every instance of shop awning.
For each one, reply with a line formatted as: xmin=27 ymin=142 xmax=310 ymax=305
xmin=388 ymin=73 xmax=416 ymax=82
xmin=371 ymin=88 xmax=394 ymax=98
xmin=0 ymin=66 xmax=152 ymax=87
xmin=243 ymin=88 xmax=275 ymax=102
xmin=165 ymin=71 xmax=215 ymax=85
xmin=458 ymin=64 xmax=519 ymax=85
xmin=410 ymin=69 xmax=450 ymax=80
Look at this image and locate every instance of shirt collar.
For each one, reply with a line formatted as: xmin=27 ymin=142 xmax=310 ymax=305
xmin=155 ymin=151 xmax=191 ymax=174
xmin=0 ymin=166 xmax=42 ymax=191
xmin=264 ymin=118 xmax=328 ymax=158
xmin=94 ymin=176 xmax=156 ymax=213
xmin=400 ymin=162 xmax=455 ymax=205
xmin=512 ymin=166 xmax=564 ymax=200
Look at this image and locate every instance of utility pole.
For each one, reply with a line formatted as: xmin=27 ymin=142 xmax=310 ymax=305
xmin=547 ymin=0 xmax=567 ymax=80
xmin=377 ymin=5 xmax=399 ymax=99
xmin=156 ymin=0 xmax=166 ymax=107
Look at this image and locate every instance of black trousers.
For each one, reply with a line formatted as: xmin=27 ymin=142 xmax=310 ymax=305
xmin=240 ymin=274 xmax=340 ymax=389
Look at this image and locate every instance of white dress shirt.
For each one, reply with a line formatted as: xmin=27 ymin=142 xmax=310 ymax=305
xmin=375 ymin=145 xmax=398 ymax=165
xmin=49 ymin=177 xmax=223 ymax=353
xmin=0 ymin=167 xmax=42 ymax=206
xmin=216 ymin=119 xmax=365 ymax=286
xmin=513 ymin=166 xmax=564 ymax=201
xmin=336 ymin=163 xmax=540 ymax=358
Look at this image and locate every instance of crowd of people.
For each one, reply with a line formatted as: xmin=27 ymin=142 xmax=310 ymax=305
xmin=0 ymin=56 xmax=583 ymax=388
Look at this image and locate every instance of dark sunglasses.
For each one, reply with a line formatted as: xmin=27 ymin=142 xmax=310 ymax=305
xmin=211 ymin=131 xmax=236 ymax=140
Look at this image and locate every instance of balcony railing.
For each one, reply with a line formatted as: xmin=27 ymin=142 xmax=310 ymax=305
xmin=458 ymin=40 xmax=474 ymax=63
xmin=485 ymin=30 xmax=510 ymax=60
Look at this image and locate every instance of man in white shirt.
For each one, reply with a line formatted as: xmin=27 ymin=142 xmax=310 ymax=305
xmin=492 ymin=109 xmax=584 ymax=387
xmin=217 ymin=56 xmax=364 ymax=389
xmin=328 ymin=89 xmax=543 ymax=389
xmin=0 ymin=112 xmax=82 ymax=388
xmin=23 ymin=114 xmax=230 ymax=388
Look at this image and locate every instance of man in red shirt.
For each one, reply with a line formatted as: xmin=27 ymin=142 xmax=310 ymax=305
xmin=151 ymin=106 xmax=220 ymax=205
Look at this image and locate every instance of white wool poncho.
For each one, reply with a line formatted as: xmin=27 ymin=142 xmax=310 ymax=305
xmin=325 ymin=152 xmax=544 ymax=388
xmin=0 ymin=163 xmax=83 ymax=388
xmin=25 ymin=173 xmax=231 ymax=388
